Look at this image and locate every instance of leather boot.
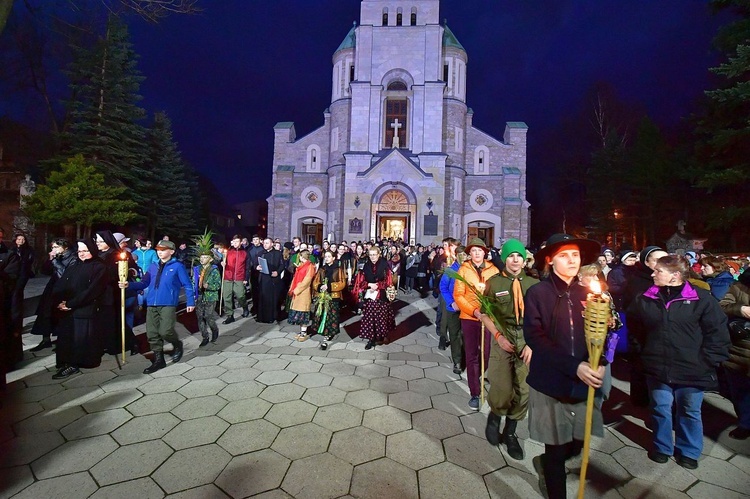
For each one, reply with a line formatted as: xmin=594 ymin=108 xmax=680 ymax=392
xmin=171 ymin=340 xmax=184 ymax=363
xmin=199 ymin=337 xmax=210 ymax=347
xmin=241 ymin=306 xmax=250 ymax=318
xmin=501 ymin=418 xmax=524 ymax=460
xmin=143 ymin=351 xmax=166 ymax=374
xmin=485 ymin=411 xmax=502 ymax=446
xmin=211 ymin=328 xmax=219 ymax=343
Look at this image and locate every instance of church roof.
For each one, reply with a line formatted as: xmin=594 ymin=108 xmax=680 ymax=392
xmin=336 ymin=24 xmax=357 ymax=53
xmin=443 ymin=22 xmax=465 ymax=51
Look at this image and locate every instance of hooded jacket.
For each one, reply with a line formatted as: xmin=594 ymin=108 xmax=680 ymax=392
xmin=628 ymin=281 xmax=730 ymax=387
xmin=130 ymin=257 xmax=195 ymax=308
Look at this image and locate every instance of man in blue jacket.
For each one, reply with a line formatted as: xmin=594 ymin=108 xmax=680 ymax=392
xmin=121 ymin=240 xmax=195 ymax=374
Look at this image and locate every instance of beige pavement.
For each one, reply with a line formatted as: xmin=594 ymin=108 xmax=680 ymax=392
xmin=1 ymin=291 xmax=748 ymax=498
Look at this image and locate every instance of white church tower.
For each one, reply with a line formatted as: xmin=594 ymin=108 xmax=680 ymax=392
xmin=268 ymin=0 xmax=530 ymax=247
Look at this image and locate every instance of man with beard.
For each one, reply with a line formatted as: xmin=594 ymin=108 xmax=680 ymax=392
xmin=256 ymin=237 xmax=285 ymax=323
xmin=247 ymin=235 xmax=264 ymax=316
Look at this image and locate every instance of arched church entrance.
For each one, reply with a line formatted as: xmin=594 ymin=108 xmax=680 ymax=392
xmin=467 ymin=221 xmax=495 ymax=248
xmin=371 ymin=188 xmax=415 ymax=243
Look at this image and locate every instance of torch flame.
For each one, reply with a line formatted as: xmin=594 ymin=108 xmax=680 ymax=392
xmin=120 ymin=251 xmax=128 ymax=260
xmin=589 ymin=279 xmax=602 ymax=295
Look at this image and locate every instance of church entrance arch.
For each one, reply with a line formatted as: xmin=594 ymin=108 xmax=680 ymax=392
xmin=370 ymin=187 xmax=416 ymax=243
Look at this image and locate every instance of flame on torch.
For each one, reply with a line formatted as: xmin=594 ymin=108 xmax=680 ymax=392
xmin=589 ymin=278 xmax=602 ymax=295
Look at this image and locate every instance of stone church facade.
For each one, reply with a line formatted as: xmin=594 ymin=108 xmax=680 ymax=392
xmin=268 ymin=0 xmax=529 ymax=247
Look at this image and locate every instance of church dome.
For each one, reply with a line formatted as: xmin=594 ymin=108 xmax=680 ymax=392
xmin=442 ymin=22 xmax=465 ymax=51
xmin=335 ymin=23 xmax=357 ymax=54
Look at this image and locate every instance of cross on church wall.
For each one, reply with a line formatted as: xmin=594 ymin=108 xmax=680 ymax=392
xmin=390 ymin=119 xmax=402 ymax=148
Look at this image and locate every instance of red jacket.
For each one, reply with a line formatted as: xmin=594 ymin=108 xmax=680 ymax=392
xmin=223 ymin=248 xmax=249 ymax=281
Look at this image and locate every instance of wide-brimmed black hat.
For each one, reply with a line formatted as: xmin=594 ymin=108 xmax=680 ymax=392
xmin=535 ymin=233 xmax=600 ymax=269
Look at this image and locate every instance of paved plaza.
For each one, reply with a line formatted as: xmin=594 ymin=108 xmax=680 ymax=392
xmin=1 ymin=286 xmax=748 ymax=498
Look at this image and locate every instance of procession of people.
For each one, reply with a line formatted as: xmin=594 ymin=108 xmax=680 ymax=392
xmin=4 ymin=225 xmax=747 ymax=499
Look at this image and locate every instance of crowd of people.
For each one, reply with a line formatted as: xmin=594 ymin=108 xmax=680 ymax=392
xmin=2 ymin=225 xmax=749 ymax=498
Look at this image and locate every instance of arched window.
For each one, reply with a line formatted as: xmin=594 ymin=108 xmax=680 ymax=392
xmin=411 ymin=7 xmax=417 ymax=25
xmin=382 ymin=8 xmax=388 ymax=26
xmin=387 ymin=81 xmax=407 ymax=91
xmin=474 ymin=146 xmax=490 ymax=175
xmin=396 ymin=8 xmax=403 ymax=26
xmin=307 ymin=144 xmax=322 ymax=172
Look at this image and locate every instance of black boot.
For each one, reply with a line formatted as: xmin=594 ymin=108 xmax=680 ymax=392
xmin=485 ymin=411 xmax=502 ymax=446
xmin=241 ymin=306 xmax=250 ymax=318
xmin=30 ymin=338 xmax=53 ymax=352
xmin=438 ymin=337 xmax=447 ymax=350
xmin=502 ymin=418 xmax=524 ymax=460
xmin=143 ymin=351 xmax=166 ymax=374
xmin=171 ymin=341 xmax=184 ymax=363
xmin=223 ymin=315 xmax=235 ymax=324
xmin=199 ymin=337 xmax=210 ymax=347
xmin=211 ymin=329 xmax=219 ymax=343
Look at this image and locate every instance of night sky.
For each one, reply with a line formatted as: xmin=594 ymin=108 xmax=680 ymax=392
xmin=123 ymin=1 xmax=725 ymax=206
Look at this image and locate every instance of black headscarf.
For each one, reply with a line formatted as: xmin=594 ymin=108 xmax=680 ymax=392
xmin=77 ymin=238 xmax=100 ymax=259
xmin=95 ymin=230 xmax=119 ymax=254
xmin=363 ymin=256 xmax=389 ymax=283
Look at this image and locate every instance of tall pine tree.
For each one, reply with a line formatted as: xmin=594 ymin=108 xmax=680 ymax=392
xmin=56 ymin=15 xmax=151 ymax=209
xmin=145 ymin=112 xmax=203 ymax=241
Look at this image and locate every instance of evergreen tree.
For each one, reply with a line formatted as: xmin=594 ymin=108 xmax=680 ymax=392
xmin=24 ymin=154 xmax=137 ymax=238
xmin=145 ymin=112 xmax=203 ymax=241
xmin=54 ymin=15 xmax=151 ymax=209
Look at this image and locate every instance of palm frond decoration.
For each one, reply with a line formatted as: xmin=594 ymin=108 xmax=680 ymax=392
xmin=444 ymin=268 xmax=509 ymax=335
xmin=191 ymin=228 xmax=215 ymax=257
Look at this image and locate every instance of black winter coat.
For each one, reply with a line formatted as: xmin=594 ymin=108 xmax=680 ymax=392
xmin=524 ymin=272 xmax=592 ymax=400
xmin=627 ymin=282 xmax=730 ymax=388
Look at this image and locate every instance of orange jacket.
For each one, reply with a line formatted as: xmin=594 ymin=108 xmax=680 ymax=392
xmin=453 ymin=260 xmax=499 ymax=320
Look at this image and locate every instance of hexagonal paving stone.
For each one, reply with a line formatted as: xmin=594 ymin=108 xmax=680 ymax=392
xmin=370 ymin=376 xmax=409 ymax=394
xmin=111 ymin=413 xmax=181 ymax=445
xmin=403 ymin=344 xmax=434 ymax=355
xmin=407 ymin=378 xmax=448 ymax=397
xmin=139 ymin=376 xmax=189 ymax=395
xmin=612 ymin=446 xmax=698 ymax=492
xmin=313 ymin=403 xmax=364 ymax=432
xmin=176 ymin=378 xmax=227 ymax=398
xmin=350 ymin=457 xmax=418 ymax=499
xmin=354 ymin=363 xmax=390 ymax=379
xmin=125 ymin=392 xmax=185 ymax=417
xmin=389 ymin=364 xmax=425 ymax=381
xmin=60 ymin=408 xmax=132 ymax=440
xmin=7 ymin=383 xmax=63 ymax=403
xmin=217 ymin=419 xmax=280 ymax=456
xmin=271 ymin=422 xmax=332 ymax=460
xmin=431 ymin=392 xmax=476 ymax=417
xmin=12 ymin=405 xmax=86 ymax=435
xmin=153 ymin=444 xmax=231 ymax=494
xmin=147 ymin=362 xmax=193 ymax=378
xmin=0 ymin=465 xmax=36 ymax=498
xmin=285 ymin=359 xmax=322 ymax=374
xmin=419 ymin=461 xmax=491 ymax=498
xmin=264 ymin=400 xmax=317 ymax=428
xmin=282 ymin=452 xmax=353 ymax=498
xmin=61 ymin=370 xmax=116 ymax=389
xmin=253 ymin=358 xmax=290 ymax=371
xmin=302 ymin=386 xmax=346 ymax=406
xmin=163 ymin=416 xmax=230 ymax=450
xmin=259 ymin=383 xmax=306 ymax=404
xmin=219 ymin=356 xmax=258 ymax=370
xmin=11 ymin=471 xmax=97 ymax=499
xmin=161 ymin=483 xmax=231 ymax=499
xmin=423 ymin=365 xmax=457 ymax=383
xmin=345 ymin=389 xmax=388 ymax=410
xmin=320 ymin=362 xmax=356 ymax=376
xmin=88 ymin=477 xmax=165 ymax=499
xmin=256 ymin=370 xmax=297 ymax=386
xmin=386 ymin=430 xmax=445 ymax=470
xmin=215 ymin=449 xmax=290 ymax=498
xmin=81 ymin=389 xmax=143 ymax=413
xmin=331 ymin=375 xmax=370 ymax=392
xmin=182 ymin=365 xmax=227 ymax=381
xmin=218 ymin=367 xmax=261 ymax=384
xmin=444 ymin=433 xmax=507 ymax=475
xmin=292 ymin=372 xmax=333 ymax=388
xmin=0 ymin=400 xmax=43 ymax=424
xmin=186 ymin=353 xmax=225 ymax=367
xmin=484 ymin=466 xmax=543 ymax=499
xmin=1 ymin=431 xmax=65 ymax=467
xmin=363 ymin=406 xmax=412 ymax=436
xmin=100 ymin=374 xmax=151 ymax=393
xmin=90 ymin=440 xmax=173 ymax=486
xmin=40 ymin=386 xmax=105 ymax=410
xmin=412 ymin=408 xmax=464 ymax=440
xmin=171 ymin=395 xmax=227 ymax=420
xmin=388 ymin=391 xmax=432 ymax=413
xmin=328 ymin=426 xmax=385 ymax=466
xmin=31 ymin=435 xmax=119 ymax=479
xmin=217 ymin=397 xmax=272 ymax=424
xmin=216 ymin=380 xmax=264 ymax=401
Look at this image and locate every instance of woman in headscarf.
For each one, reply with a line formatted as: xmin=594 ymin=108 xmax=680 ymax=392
xmin=310 ymin=249 xmax=347 ymax=350
xmin=95 ymin=230 xmax=138 ymax=355
xmin=353 ymin=245 xmax=395 ymax=349
xmin=51 ymin=239 xmax=108 ymax=378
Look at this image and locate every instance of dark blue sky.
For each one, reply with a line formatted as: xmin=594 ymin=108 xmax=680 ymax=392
xmin=126 ymin=0 xmax=726 ymax=205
